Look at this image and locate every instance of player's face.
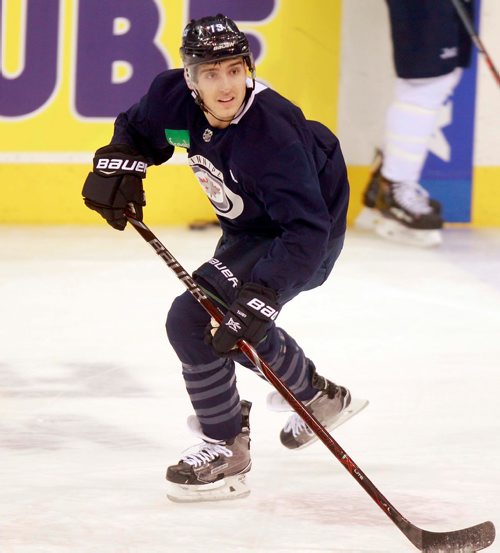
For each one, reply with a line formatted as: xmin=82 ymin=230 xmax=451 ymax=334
xmin=195 ymin=58 xmax=247 ymax=128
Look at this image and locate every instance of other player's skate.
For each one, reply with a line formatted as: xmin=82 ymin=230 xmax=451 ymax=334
xmin=355 ymin=150 xmax=443 ymax=247
xmin=166 ymin=400 xmax=252 ymax=503
xmin=268 ymin=363 xmax=368 ymax=450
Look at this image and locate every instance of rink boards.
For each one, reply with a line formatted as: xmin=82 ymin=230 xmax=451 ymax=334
xmin=0 ymin=0 xmax=498 ymax=226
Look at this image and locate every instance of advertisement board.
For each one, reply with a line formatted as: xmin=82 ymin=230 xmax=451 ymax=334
xmin=0 ymin=0 xmax=342 ymax=223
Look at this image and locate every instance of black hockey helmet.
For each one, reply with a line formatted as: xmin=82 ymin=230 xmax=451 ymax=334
xmin=180 ymin=14 xmax=254 ymax=74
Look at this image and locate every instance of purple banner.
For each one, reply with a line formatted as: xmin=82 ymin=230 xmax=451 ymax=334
xmin=75 ymin=0 xmax=168 ymax=117
xmin=0 ymin=0 xmax=60 ymax=117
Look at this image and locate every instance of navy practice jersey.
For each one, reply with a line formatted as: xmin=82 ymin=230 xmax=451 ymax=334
xmin=111 ymin=69 xmax=349 ymax=297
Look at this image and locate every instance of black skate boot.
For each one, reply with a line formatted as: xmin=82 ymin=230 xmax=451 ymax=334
xmin=278 ymin=363 xmax=368 ymax=450
xmin=361 ymin=150 xmax=442 ymax=213
xmin=356 ymin=150 xmax=443 ymax=247
xmin=166 ymin=400 xmax=252 ymax=502
xmin=374 ymin=175 xmax=443 ymax=247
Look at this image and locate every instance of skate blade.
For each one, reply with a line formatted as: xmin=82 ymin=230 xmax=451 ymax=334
xmin=294 ymin=398 xmax=369 ymax=451
xmin=166 ymin=473 xmax=250 ymax=503
xmin=354 ymin=207 xmax=381 ymax=231
xmin=375 ymin=218 xmax=442 ymax=248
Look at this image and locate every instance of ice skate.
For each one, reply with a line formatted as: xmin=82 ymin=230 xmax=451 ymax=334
xmin=166 ymin=400 xmax=252 ymax=503
xmin=270 ymin=364 xmax=368 ymax=450
xmin=375 ymin=176 xmax=443 ymax=247
xmin=355 ymin=150 xmax=443 ymax=247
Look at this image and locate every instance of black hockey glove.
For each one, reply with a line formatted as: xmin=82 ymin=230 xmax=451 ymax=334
xmin=82 ymin=144 xmax=147 ymax=230
xmin=205 ymin=283 xmax=280 ymax=355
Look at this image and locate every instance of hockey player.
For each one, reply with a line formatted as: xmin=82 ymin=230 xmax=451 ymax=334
xmin=356 ymin=0 xmax=473 ymax=247
xmin=82 ymin=14 xmax=366 ymax=502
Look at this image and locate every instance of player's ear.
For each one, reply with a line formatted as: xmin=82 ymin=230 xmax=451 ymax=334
xmin=184 ymin=67 xmax=194 ymax=90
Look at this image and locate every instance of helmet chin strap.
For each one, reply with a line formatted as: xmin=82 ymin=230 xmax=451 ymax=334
xmin=193 ymin=79 xmax=255 ymax=125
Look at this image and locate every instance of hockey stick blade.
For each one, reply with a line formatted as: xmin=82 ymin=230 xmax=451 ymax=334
xmin=125 ymin=214 xmax=496 ymax=552
xmin=404 ymin=519 xmax=495 ymax=552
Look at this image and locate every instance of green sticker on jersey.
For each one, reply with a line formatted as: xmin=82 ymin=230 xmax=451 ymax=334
xmin=165 ymin=129 xmax=190 ymax=149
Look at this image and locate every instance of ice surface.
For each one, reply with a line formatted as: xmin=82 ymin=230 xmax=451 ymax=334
xmin=1 ymin=225 xmax=499 ymax=553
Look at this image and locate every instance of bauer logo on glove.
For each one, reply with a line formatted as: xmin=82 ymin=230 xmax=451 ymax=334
xmin=245 ymin=297 xmax=279 ymax=320
xmin=95 ymin=157 xmax=147 ymax=177
xmin=93 ymin=144 xmax=147 ymax=179
xmin=205 ymin=282 xmax=281 ymax=355
xmin=82 ymin=143 xmax=147 ymax=231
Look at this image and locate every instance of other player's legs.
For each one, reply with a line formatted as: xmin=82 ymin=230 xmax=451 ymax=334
xmin=356 ymin=70 xmax=463 ymax=247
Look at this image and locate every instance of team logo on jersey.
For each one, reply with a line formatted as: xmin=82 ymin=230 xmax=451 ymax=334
xmin=188 ymin=155 xmax=244 ymax=219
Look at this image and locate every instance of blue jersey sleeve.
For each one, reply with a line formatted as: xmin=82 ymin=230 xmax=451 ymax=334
xmin=111 ymin=70 xmax=189 ymax=166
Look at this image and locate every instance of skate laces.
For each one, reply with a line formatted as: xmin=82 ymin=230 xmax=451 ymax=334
xmin=283 ymin=391 xmax=322 ymax=438
xmin=391 ymin=182 xmax=433 ymax=215
xmin=181 ymin=443 xmax=233 ymax=468
xmin=283 ymin=415 xmax=315 ymax=438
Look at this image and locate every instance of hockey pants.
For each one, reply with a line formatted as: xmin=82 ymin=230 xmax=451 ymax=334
xmin=166 ymin=232 xmax=344 ymax=440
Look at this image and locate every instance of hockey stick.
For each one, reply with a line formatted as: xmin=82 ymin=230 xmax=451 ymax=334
xmin=450 ymin=0 xmax=500 ymax=87
xmin=125 ymin=212 xmax=495 ymax=552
